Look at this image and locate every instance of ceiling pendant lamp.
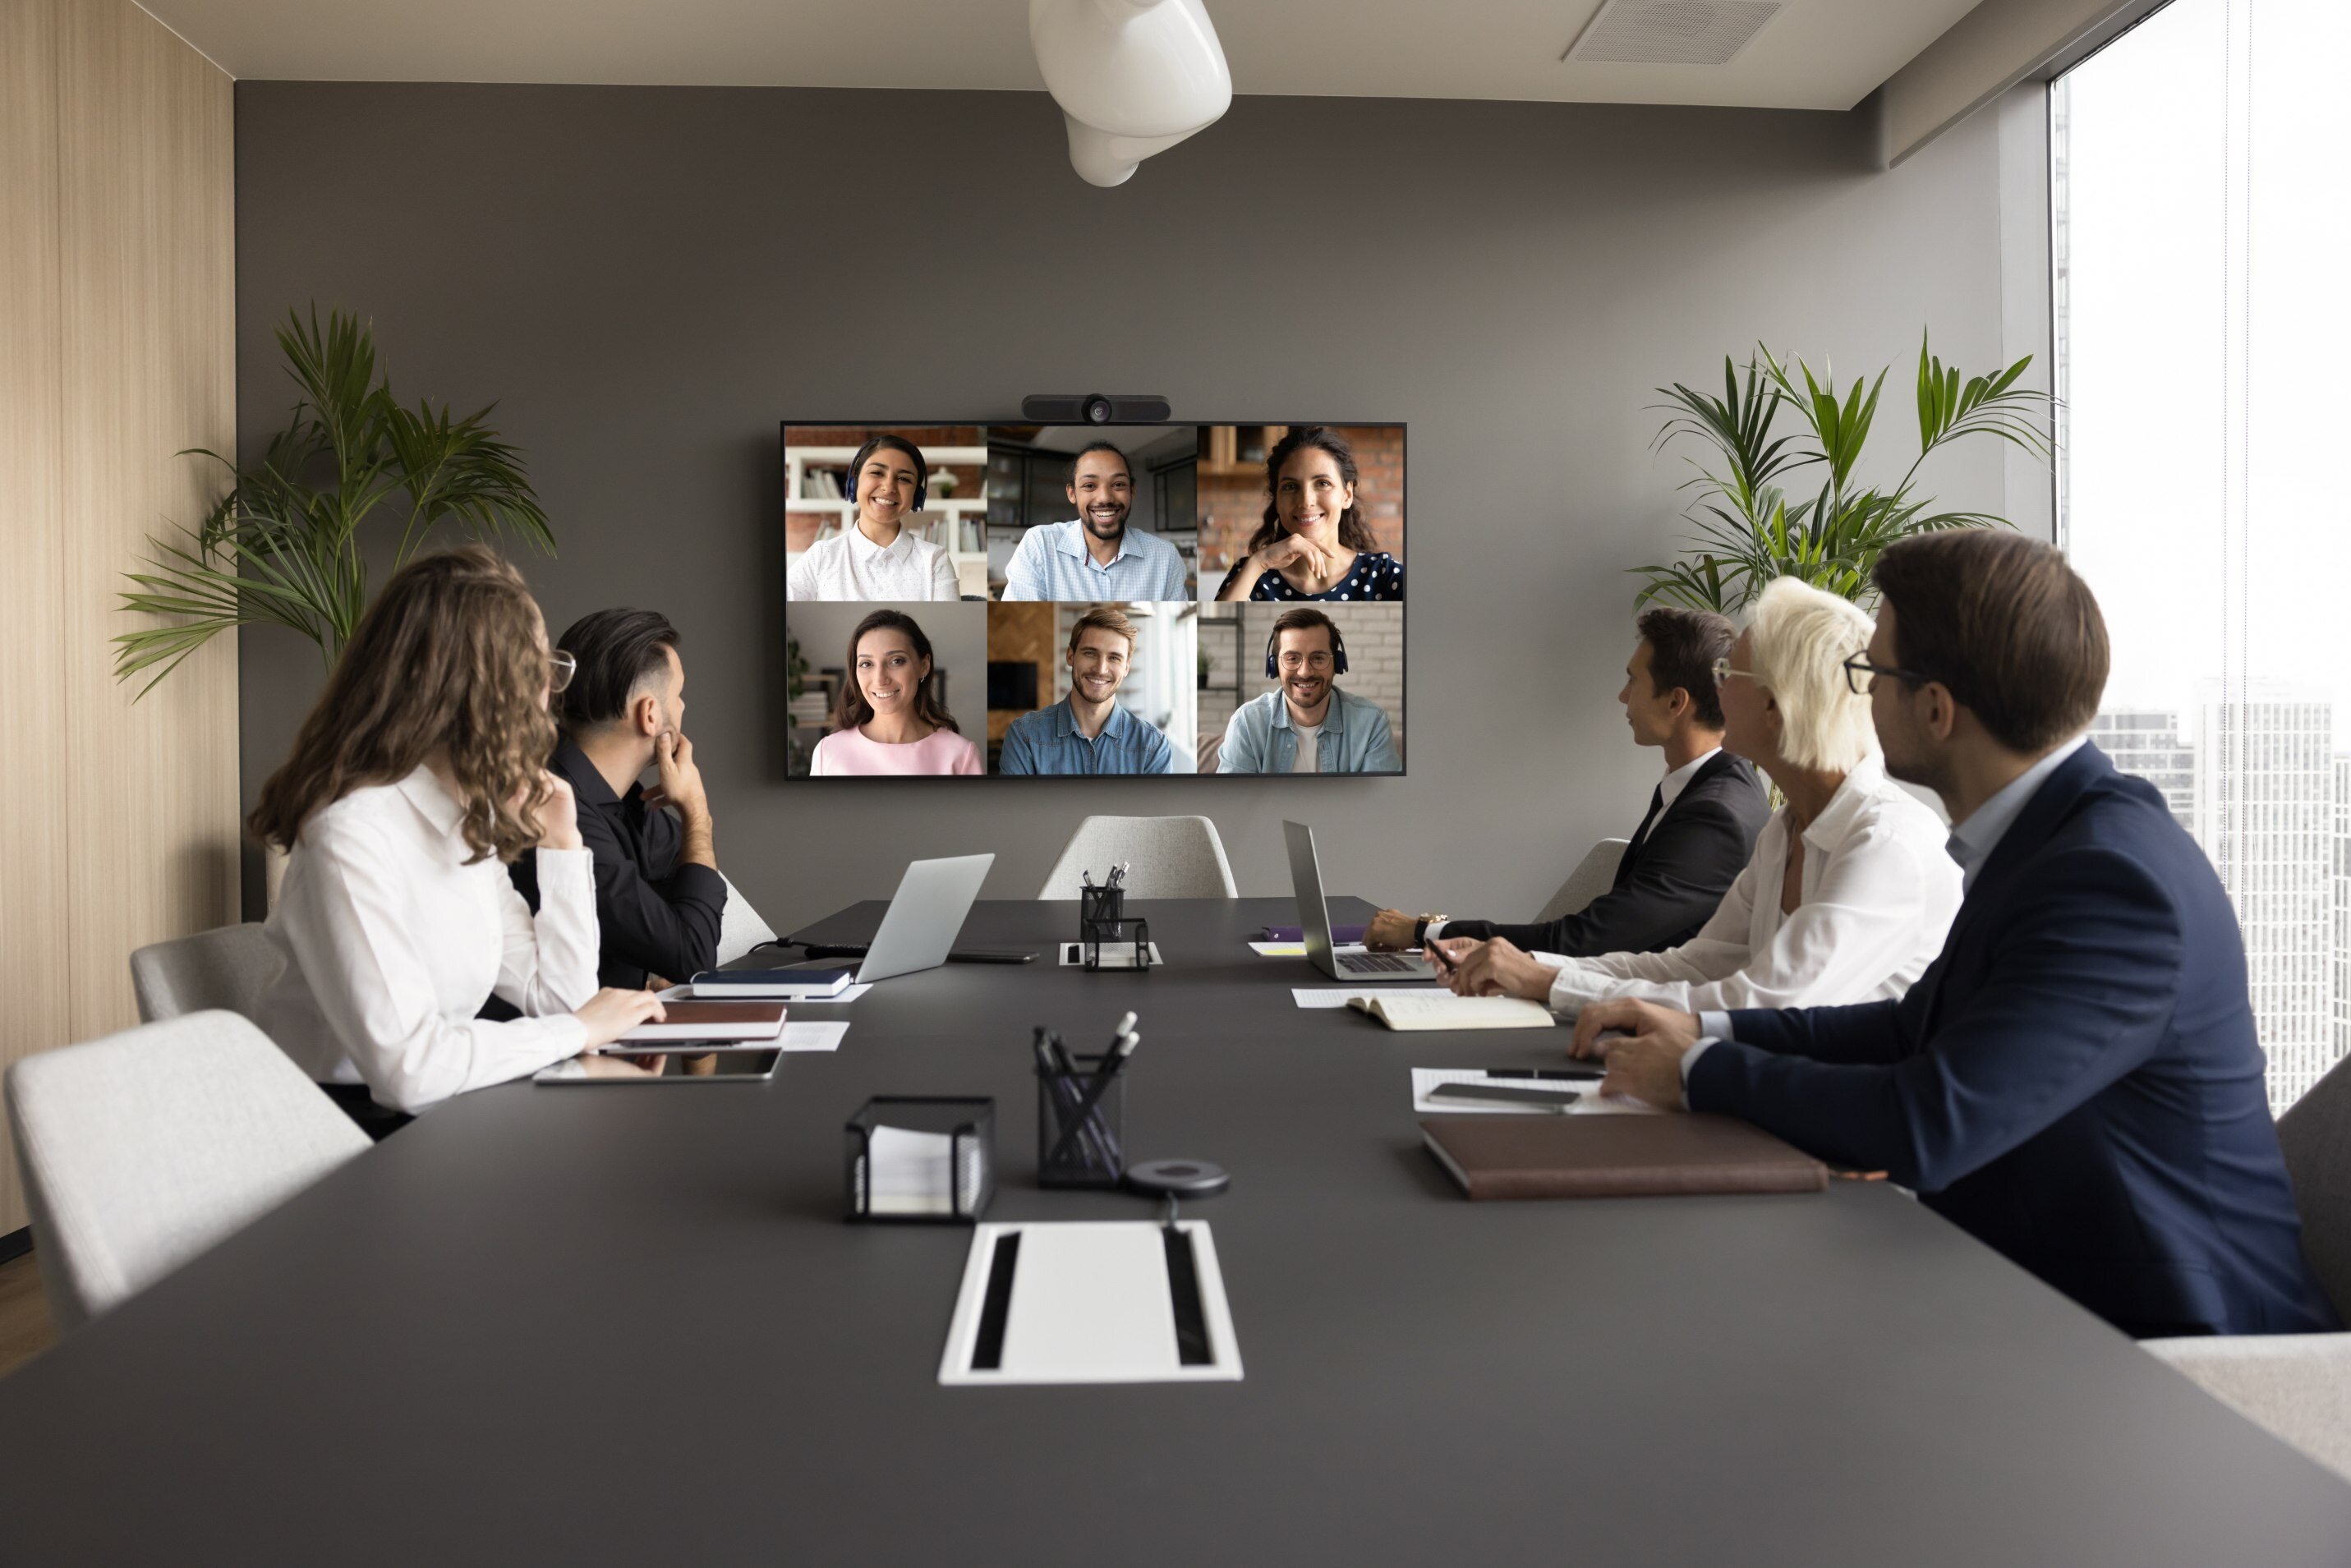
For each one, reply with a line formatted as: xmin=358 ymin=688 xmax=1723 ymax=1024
xmin=1028 ymin=0 xmax=1233 ymax=186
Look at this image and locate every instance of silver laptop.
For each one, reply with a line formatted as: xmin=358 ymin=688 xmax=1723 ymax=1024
xmin=1281 ymin=821 xmax=1437 ymax=983
xmin=857 ymin=853 xmax=996 ymax=983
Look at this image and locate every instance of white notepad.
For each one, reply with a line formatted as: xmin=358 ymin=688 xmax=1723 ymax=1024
xmin=1350 ymin=994 xmax=1557 ymax=1031
xmin=939 ymin=1221 xmax=1243 ymax=1386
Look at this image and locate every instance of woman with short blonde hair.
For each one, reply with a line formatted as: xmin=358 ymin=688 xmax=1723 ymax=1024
xmin=1435 ymin=575 xmax=1962 ymax=1034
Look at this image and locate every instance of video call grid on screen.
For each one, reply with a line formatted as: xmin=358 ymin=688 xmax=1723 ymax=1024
xmin=781 ymin=421 xmax=1406 ymax=779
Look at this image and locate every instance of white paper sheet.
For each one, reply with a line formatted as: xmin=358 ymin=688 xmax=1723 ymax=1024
xmin=1293 ymin=987 xmax=1369 ymax=1008
xmin=1248 ymin=941 xmax=1306 ymax=957
xmin=939 ymin=1221 xmax=1243 ymax=1386
xmin=780 ymin=1020 xmax=849 ymax=1052
xmin=781 ymin=983 xmax=872 ymax=1005
xmin=1410 ymin=1066 xmax=1664 ymax=1116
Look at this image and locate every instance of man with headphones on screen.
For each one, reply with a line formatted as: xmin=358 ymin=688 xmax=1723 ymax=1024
xmin=786 ymin=434 xmax=961 ymax=601
xmin=1216 ymin=607 xmax=1401 ymax=774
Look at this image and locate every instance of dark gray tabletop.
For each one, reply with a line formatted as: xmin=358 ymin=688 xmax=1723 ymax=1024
xmin=1 ymin=897 xmax=2346 ymax=1565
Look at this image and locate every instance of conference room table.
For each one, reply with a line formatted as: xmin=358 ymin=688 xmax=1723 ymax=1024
xmin=2 ymin=895 xmax=2349 ymax=1563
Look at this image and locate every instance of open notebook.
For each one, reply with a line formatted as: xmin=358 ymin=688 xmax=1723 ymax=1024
xmin=1347 ymin=994 xmax=1556 ymax=1031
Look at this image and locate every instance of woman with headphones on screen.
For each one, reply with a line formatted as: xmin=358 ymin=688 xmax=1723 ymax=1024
xmin=787 ymin=434 xmax=961 ymax=601
xmin=1214 ymin=425 xmax=1405 ymax=603
xmin=810 ymin=609 xmax=985 ymax=775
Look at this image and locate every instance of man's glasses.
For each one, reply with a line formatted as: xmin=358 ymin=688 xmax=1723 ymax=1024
xmin=549 ymin=650 xmax=577 ymax=694
xmin=1843 ymin=651 xmax=1929 ymax=696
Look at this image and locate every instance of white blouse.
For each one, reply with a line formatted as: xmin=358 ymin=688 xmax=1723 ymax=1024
xmin=1536 ymin=754 xmax=1962 ymax=1019
xmin=786 ymin=524 xmax=959 ymax=601
xmin=253 ymin=766 xmax=600 ymax=1112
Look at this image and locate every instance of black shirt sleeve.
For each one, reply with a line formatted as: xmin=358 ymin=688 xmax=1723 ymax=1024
xmin=578 ymin=800 xmax=729 ymax=987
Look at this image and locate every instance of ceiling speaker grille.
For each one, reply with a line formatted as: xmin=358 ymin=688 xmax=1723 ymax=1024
xmin=1564 ymin=0 xmax=1781 ymax=66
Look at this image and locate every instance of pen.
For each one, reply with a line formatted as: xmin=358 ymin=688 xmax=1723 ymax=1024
xmin=1484 ymin=1066 xmax=1603 ymax=1082
xmin=1048 ymin=1032 xmax=1139 ymax=1169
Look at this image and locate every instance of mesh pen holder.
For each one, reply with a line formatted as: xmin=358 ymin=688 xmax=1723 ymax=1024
xmin=844 ymin=1096 xmax=995 ymax=1224
xmin=1083 ymin=916 xmax=1152 ymax=973
xmin=1037 ymin=1055 xmax=1126 ymax=1189
xmin=1078 ymin=885 xmax=1125 ymax=942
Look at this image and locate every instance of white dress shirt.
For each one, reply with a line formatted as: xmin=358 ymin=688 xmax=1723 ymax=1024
xmin=1652 ymin=745 xmax=1719 ymax=818
xmin=253 ymin=766 xmax=601 ymax=1112
xmin=1540 ymin=753 xmax=1962 ymax=1019
xmin=786 ymin=523 xmax=959 ymax=601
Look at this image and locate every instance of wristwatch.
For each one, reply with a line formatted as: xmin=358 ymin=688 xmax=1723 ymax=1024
xmin=1412 ymin=913 xmax=1447 ymax=947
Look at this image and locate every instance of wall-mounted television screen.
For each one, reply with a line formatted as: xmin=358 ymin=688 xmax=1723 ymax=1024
xmin=782 ymin=421 xmax=1404 ymax=779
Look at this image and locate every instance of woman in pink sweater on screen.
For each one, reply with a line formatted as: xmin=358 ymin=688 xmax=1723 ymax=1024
xmin=810 ymin=609 xmax=984 ymax=776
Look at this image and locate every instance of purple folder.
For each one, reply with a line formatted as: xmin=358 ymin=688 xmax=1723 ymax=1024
xmin=1260 ymin=924 xmax=1367 ymax=945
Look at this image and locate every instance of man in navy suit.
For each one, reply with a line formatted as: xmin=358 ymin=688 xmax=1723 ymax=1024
xmin=1578 ymin=532 xmax=2337 ymax=1339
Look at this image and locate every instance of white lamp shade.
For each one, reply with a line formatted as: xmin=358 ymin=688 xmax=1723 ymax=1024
xmin=1030 ymin=0 xmax=1233 ymax=186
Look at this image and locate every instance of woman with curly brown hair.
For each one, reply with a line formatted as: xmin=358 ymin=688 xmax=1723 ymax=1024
xmin=251 ymin=546 xmax=668 ymax=1130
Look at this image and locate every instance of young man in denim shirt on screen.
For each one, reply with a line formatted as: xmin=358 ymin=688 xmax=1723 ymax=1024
xmin=1216 ymin=608 xmax=1400 ymax=775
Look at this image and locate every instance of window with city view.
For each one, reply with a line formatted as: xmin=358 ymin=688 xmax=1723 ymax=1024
xmin=2056 ymin=0 xmax=2351 ymax=1111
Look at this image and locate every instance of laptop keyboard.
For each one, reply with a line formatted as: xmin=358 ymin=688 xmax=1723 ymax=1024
xmin=1341 ymin=953 xmax=1418 ymax=973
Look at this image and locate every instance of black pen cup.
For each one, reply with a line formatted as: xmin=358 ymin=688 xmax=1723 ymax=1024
xmin=1078 ymin=885 xmax=1125 ymax=941
xmin=1037 ymin=1055 xmax=1125 ymax=1189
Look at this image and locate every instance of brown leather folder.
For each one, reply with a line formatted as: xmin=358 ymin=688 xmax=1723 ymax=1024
xmin=1419 ymin=1113 xmax=1829 ymax=1200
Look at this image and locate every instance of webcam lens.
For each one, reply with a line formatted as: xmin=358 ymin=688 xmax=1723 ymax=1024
xmin=1083 ymin=396 xmax=1113 ymax=424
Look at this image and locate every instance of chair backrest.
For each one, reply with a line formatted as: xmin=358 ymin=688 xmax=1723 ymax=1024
xmin=129 ymin=923 xmax=284 ymax=1024
xmin=1531 ymin=839 xmax=1631 ymax=926
xmin=715 ymin=871 xmax=779 ymax=966
xmin=5 ymin=1011 xmax=370 ymax=1334
xmin=1037 ymin=816 xmax=1239 ymax=899
xmin=2279 ymin=1053 xmax=2351 ymax=1320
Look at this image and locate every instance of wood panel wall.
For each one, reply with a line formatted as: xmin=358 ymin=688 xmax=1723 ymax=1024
xmin=0 ymin=0 xmax=238 ymax=1234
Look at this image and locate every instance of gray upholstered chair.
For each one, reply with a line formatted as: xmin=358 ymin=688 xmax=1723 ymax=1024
xmin=128 ymin=922 xmax=283 ymax=1023
xmin=715 ymin=871 xmax=779 ymax=966
xmin=1037 ymin=816 xmax=1238 ymax=899
xmin=2142 ymin=1054 xmax=2351 ymax=1481
xmin=1530 ymin=838 xmax=1630 ymax=926
xmin=5 ymin=1011 xmax=369 ymax=1334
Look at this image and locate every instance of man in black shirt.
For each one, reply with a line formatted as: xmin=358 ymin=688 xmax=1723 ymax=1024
xmin=1366 ymin=605 xmax=1768 ymax=957
xmin=513 ymin=609 xmax=727 ymax=991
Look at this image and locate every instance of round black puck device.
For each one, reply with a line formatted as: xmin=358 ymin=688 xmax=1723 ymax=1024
xmin=1125 ymin=1159 xmax=1231 ymax=1198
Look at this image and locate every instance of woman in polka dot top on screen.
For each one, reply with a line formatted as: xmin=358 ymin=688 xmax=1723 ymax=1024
xmin=1213 ymin=425 xmax=1405 ymax=604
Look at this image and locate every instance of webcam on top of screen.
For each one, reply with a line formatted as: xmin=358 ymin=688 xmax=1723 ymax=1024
xmin=1020 ymin=394 xmax=1173 ymax=425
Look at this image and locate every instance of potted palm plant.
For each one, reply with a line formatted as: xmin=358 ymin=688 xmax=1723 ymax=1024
xmin=114 ymin=306 xmax=553 ymax=692
xmin=1633 ymin=333 xmax=2052 ymax=612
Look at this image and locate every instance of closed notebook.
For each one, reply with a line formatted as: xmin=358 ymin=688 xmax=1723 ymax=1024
xmin=1419 ymin=1114 xmax=1828 ymax=1200
xmin=617 ymin=1000 xmax=789 ymax=1043
xmin=1348 ymin=994 xmax=1555 ymax=1031
xmin=688 ymin=967 xmax=853 ymax=998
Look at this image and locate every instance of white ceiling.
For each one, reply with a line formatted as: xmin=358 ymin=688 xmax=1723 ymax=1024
xmin=146 ymin=0 xmax=1985 ymax=111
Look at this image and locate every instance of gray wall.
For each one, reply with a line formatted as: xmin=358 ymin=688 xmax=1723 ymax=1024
xmin=234 ymin=83 xmax=2045 ymax=935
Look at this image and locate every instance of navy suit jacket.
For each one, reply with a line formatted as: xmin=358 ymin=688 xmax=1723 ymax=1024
xmin=1694 ymin=742 xmax=2337 ymax=1339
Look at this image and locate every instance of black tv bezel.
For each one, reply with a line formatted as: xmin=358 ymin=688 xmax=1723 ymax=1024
xmin=779 ymin=418 xmax=1407 ymax=781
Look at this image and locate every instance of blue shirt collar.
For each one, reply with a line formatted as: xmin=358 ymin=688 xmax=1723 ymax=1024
xmin=1050 ymin=518 xmax=1139 ymax=568
xmin=1051 ymin=695 xmax=1138 ymax=743
xmin=1946 ymin=733 xmax=2089 ymax=891
xmin=1268 ymin=687 xmax=1350 ymax=734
